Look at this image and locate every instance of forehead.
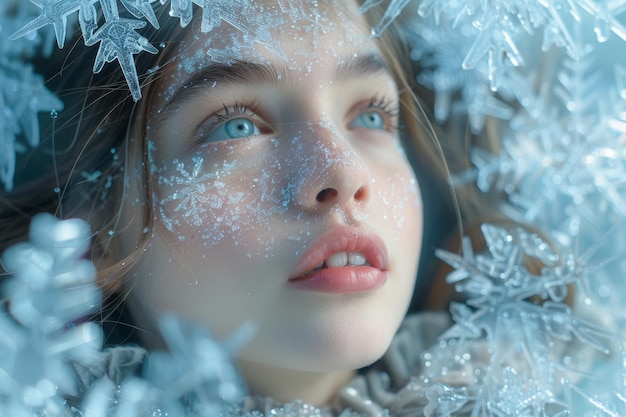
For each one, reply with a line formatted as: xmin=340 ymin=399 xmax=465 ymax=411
xmin=157 ymin=0 xmax=378 ymax=99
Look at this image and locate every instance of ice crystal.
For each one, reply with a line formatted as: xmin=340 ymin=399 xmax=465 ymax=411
xmin=395 ymin=0 xmax=626 ymax=132
xmin=9 ymin=0 xmax=287 ymax=101
xmin=121 ymin=0 xmax=160 ymax=29
xmin=9 ymin=0 xmax=82 ymax=48
xmin=0 ymin=214 xmax=102 ymax=416
xmin=428 ymin=223 xmax=622 ymax=416
xmin=403 ymin=13 xmax=514 ymax=132
xmin=85 ymin=1 xmax=158 ymax=101
xmin=142 ymin=314 xmax=251 ymax=415
xmin=359 ymin=0 xmax=412 ymax=36
xmin=0 ymin=2 xmax=64 ymax=192
xmin=407 ymin=4 xmax=626 ymax=369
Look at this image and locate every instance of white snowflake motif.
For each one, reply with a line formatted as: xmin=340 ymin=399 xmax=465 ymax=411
xmin=158 ymin=156 xmax=226 ymax=232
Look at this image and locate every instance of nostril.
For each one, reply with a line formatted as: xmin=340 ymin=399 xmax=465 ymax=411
xmin=316 ymin=188 xmax=338 ymax=203
xmin=354 ymin=186 xmax=366 ymax=201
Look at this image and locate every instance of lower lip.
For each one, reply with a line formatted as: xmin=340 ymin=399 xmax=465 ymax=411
xmin=289 ymin=267 xmax=387 ymax=293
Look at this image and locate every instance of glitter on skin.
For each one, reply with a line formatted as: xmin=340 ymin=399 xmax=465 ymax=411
xmin=122 ymin=0 xmax=424 ymax=387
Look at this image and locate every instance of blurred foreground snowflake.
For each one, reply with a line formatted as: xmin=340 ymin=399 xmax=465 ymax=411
xmin=0 ymin=213 xmax=102 ymax=416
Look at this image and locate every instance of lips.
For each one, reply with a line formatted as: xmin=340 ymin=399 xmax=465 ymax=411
xmin=288 ymin=226 xmax=389 ymax=293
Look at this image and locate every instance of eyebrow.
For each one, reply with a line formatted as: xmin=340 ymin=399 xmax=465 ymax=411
xmin=157 ymin=53 xmax=392 ymax=124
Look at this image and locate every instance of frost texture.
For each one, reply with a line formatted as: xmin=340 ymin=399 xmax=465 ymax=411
xmin=3 ymin=0 xmax=626 ymax=416
xmin=366 ymin=3 xmax=626 ymax=414
xmin=420 ymin=224 xmax=617 ymax=416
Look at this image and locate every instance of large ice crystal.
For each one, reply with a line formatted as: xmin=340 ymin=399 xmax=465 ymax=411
xmin=143 ymin=314 xmax=250 ymax=416
xmin=84 ymin=0 xmax=158 ymax=101
xmin=393 ymin=12 xmax=626 ymax=413
xmin=424 ymin=224 xmax=616 ymax=416
xmin=0 ymin=214 xmax=102 ymax=417
xmin=9 ymin=0 xmax=82 ymax=49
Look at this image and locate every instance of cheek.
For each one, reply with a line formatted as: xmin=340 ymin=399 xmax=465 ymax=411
xmin=151 ymin=147 xmax=307 ymax=257
xmin=374 ymin=164 xmax=423 ymax=241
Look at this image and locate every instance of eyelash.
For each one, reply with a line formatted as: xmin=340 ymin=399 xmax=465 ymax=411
xmin=193 ymin=100 xmax=262 ymax=145
xmin=365 ymin=95 xmax=400 ymax=131
xmin=194 ymin=94 xmax=400 ymax=146
xmin=215 ymin=101 xmax=259 ymax=122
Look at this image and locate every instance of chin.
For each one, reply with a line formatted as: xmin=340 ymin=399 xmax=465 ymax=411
xmin=242 ymin=304 xmax=405 ymax=373
xmin=316 ymin=309 xmax=403 ymax=372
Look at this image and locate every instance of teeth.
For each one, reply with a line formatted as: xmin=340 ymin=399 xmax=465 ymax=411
xmin=325 ymin=252 xmax=348 ymax=268
xmin=348 ymin=252 xmax=367 ymax=266
xmin=324 ymin=252 xmax=369 ymax=268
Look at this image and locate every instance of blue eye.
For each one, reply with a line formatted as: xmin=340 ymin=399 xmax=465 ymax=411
xmin=204 ymin=117 xmax=260 ymax=142
xmin=352 ymin=110 xmax=385 ymax=130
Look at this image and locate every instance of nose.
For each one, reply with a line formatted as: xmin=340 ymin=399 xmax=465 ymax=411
xmin=292 ymin=125 xmax=371 ymax=210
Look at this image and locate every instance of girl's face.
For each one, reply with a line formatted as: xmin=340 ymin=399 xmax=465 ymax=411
xmin=125 ymin=0 xmax=423 ymax=372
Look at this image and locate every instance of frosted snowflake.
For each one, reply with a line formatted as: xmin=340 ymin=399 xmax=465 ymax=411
xmin=142 ymin=314 xmax=250 ymax=416
xmin=157 ymin=156 xmax=225 ymax=231
xmin=0 ymin=214 xmax=102 ymax=416
xmin=403 ymin=14 xmax=514 ymax=132
xmin=428 ymin=224 xmax=616 ymax=416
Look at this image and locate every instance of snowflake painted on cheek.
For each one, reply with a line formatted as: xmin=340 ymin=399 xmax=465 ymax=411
xmin=156 ymin=154 xmax=237 ymax=235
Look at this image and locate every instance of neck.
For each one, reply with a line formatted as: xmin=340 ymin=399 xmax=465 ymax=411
xmin=237 ymin=359 xmax=356 ymax=406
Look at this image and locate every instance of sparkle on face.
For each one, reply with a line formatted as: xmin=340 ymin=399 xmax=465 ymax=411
xmin=127 ymin=0 xmax=424 ymax=375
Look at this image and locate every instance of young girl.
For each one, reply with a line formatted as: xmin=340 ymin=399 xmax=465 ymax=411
xmin=1 ymin=1 xmax=456 ymax=415
xmin=3 ymin=1 xmax=624 ymax=416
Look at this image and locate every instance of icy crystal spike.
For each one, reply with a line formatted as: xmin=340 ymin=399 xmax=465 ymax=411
xmin=121 ymin=0 xmax=160 ymax=28
xmin=9 ymin=0 xmax=82 ymax=48
xmin=169 ymin=0 xmax=193 ymax=27
xmin=85 ymin=0 xmax=157 ymax=101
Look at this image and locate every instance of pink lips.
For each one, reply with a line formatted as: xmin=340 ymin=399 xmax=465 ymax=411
xmin=288 ymin=226 xmax=389 ymax=293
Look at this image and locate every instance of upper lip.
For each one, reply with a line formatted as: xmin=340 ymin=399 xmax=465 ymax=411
xmin=288 ymin=225 xmax=389 ymax=280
